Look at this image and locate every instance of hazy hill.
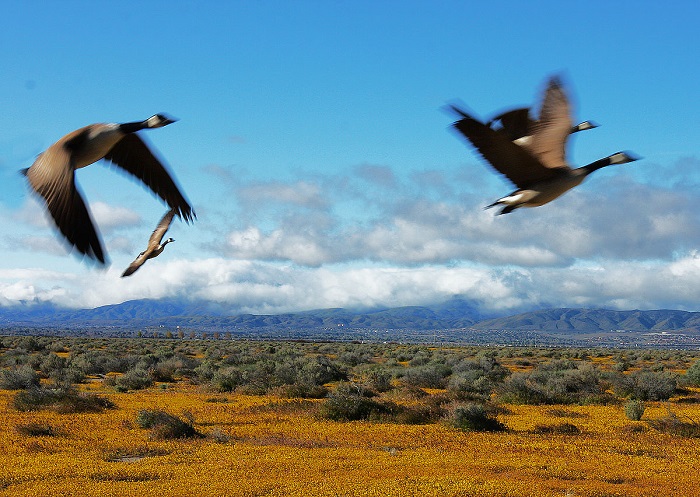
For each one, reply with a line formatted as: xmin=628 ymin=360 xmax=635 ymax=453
xmin=2 ymin=297 xmax=700 ymax=335
xmin=473 ymin=308 xmax=700 ymax=332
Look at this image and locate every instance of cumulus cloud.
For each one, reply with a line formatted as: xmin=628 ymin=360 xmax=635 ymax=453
xmin=236 ymin=180 xmax=329 ymax=211
xmin=13 ymin=197 xmax=52 ymax=229
xmin=214 ymin=159 xmax=700 ymax=270
xmin=353 ymin=164 xmax=397 ymax=188
xmin=90 ymin=202 xmax=141 ymax=231
xmin=6 ymin=157 xmax=700 ymax=314
xmin=3 ymin=255 xmax=700 ymax=315
xmin=7 ymin=235 xmax=69 ymax=257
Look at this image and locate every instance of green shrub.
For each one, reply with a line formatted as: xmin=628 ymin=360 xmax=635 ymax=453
xmin=685 ymin=360 xmax=700 ymax=386
xmin=624 ymin=399 xmax=646 ymax=421
xmin=12 ymin=387 xmax=115 ymax=413
xmin=394 ymin=400 xmax=447 ymax=425
xmin=499 ymin=362 xmax=604 ymax=405
xmin=211 ymin=367 xmax=243 ymax=392
xmin=276 ymin=383 xmax=328 ymax=399
xmin=401 ymin=363 xmax=451 ymax=389
xmin=448 ymin=403 xmax=506 ymax=432
xmin=531 ymin=423 xmax=581 ymax=435
xmin=612 ymin=369 xmax=677 ymax=401
xmin=135 ymin=409 xmax=202 ymax=439
xmin=15 ymin=423 xmax=59 ymax=437
xmin=0 ymin=365 xmax=40 ymax=390
xmin=319 ymin=383 xmax=390 ymax=421
xmin=111 ymin=368 xmax=153 ymax=392
xmin=362 ymin=369 xmax=393 ymax=393
xmin=648 ymin=411 xmax=700 ymax=438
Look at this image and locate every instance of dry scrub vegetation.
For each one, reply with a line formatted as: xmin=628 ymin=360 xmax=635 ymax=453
xmin=1 ymin=335 xmax=700 ymax=496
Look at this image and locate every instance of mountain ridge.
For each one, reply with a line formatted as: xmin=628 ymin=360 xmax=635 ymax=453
xmin=2 ymin=297 xmax=700 ymax=334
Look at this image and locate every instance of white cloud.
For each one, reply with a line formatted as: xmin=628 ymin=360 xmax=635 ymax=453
xmin=3 ymin=254 xmax=700 ymax=315
xmin=90 ymin=201 xmax=141 ymax=231
xmin=6 ymin=159 xmax=700 ymax=315
xmin=13 ymin=197 xmax=52 ymax=229
xmin=237 ymin=180 xmax=329 ymax=210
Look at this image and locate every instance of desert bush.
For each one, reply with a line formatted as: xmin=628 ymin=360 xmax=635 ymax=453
xmin=276 ymin=383 xmax=328 ymax=399
xmin=148 ymin=358 xmax=179 ymax=382
xmin=193 ymin=361 xmax=217 ymax=383
xmin=407 ymin=350 xmax=433 ymax=367
xmin=294 ymin=355 xmax=346 ymax=386
xmin=648 ymin=411 xmax=700 ymax=438
xmin=211 ymin=367 xmax=244 ymax=392
xmin=401 ymin=363 xmax=451 ymax=389
xmin=13 ymin=387 xmax=114 ymax=413
xmin=135 ymin=409 xmax=202 ymax=439
xmin=39 ymin=353 xmax=66 ymax=376
xmin=624 ymin=399 xmax=646 ymax=421
xmin=110 ymin=368 xmax=153 ymax=392
xmin=447 ymin=356 xmax=508 ymax=400
xmin=337 ymin=350 xmax=373 ymax=367
xmin=18 ymin=337 xmax=44 ymax=352
xmin=394 ymin=396 xmax=449 ymax=425
xmin=685 ymin=359 xmax=700 ymax=386
xmin=611 ymin=369 xmax=677 ymax=401
xmin=319 ymin=383 xmax=390 ymax=421
xmin=0 ymin=349 xmax=31 ymax=368
xmin=499 ymin=362 xmax=605 ymax=405
xmin=447 ymin=403 xmax=506 ymax=432
xmin=238 ymin=361 xmax=277 ymax=395
xmin=0 ymin=365 xmax=40 ymax=390
xmin=39 ymin=353 xmax=86 ymax=386
xmin=362 ymin=369 xmax=393 ymax=393
xmin=15 ymin=423 xmax=59 ymax=437
xmin=531 ymin=422 xmax=581 ymax=435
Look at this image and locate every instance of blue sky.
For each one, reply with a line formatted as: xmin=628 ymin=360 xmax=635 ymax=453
xmin=1 ymin=1 xmax=699 ymax=315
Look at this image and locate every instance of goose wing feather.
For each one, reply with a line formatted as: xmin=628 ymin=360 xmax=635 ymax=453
xmin=529 ymin=77 xmax=573 ymax=168
xmin=121 ymin=252 xmax=149 ymax=277
xmin=23 ymin=146 xmax=106 ymax=264
xmin=487 ymin=107 xmax=532 ymax=142
xmin=148 ymin=209 xmax=176 ymax=248
xmin=104 ymin=134 xmax=195 ymax=223
xmin=122 ymin=209 xmax=176 ymax=278
xmin=452 ymin=108 xmax=567 ymax=189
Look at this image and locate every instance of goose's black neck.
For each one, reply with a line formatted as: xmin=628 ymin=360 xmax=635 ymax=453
xmin=581 ymin=156 xmax=613 ymax=175
xmin=118 ymin=120 xmax=148 ymax=134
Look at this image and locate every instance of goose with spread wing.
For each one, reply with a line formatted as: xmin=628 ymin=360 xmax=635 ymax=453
xmin=122 ymin=209 xmax=177 ymax=277
xmin=22 ymin=114 xmax=195 ymax=264
xmin=450 ymin=80 xmax=639 ymax=214
xmin=487 ymin=77 xmax=598 ymax=153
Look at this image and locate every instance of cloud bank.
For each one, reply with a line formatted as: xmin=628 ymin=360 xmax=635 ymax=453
xmin=4 ymin=157 xmax=700 ymax=315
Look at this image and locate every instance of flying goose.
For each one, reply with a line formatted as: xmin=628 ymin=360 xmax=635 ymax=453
xmin=122 ymin=209 xmax=176 ymax=277
xmin=450 ymin=105 xmax=639 ymax=214
xmin=22 ymin=114 xmax=195 ymax=264
xmin=487 ymin=77 xmax=598 ymax=156
xmin=488 ymin=107 xmax=597 ymax=146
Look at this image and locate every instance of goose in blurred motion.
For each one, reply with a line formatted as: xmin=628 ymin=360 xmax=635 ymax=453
xmin=450 ymin=104 xmax=639 ymax=214
xmin=122 ymin=209 xmax=176 ymax=277
xmin=487 ymin=77 xmax=597 ymax=157
xmin=22 ymin=114 xmax=195 ymax=265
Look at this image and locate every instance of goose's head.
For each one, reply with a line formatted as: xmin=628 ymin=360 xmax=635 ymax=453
xmin=145 ymin=114 xmax=178 ymax=128
xmin=573 ymin=121 xmax=599 ymax=132
xmin=608 ymin=151 xmax=641 ymax=165
xmin=164 ymin=237 xmax=175 ymax=244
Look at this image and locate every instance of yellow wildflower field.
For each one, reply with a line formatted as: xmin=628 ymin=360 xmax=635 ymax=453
xmin=1 ymin=382 xmax=699 ymax=497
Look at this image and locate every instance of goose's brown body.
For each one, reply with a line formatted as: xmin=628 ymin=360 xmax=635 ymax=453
xmin=122 ymin=209 xmax=176 ymax=277
xmin=22 ymin=115 xmax=194 ymax=264
xmin=451 ymin=77 xmax=639 ymax=214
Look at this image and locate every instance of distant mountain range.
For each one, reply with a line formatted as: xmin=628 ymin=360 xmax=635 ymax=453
xmin=2 ymin=296 xmax=700 ymax=332
xmin=0 ymin=297 xmax=700 ymax=349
